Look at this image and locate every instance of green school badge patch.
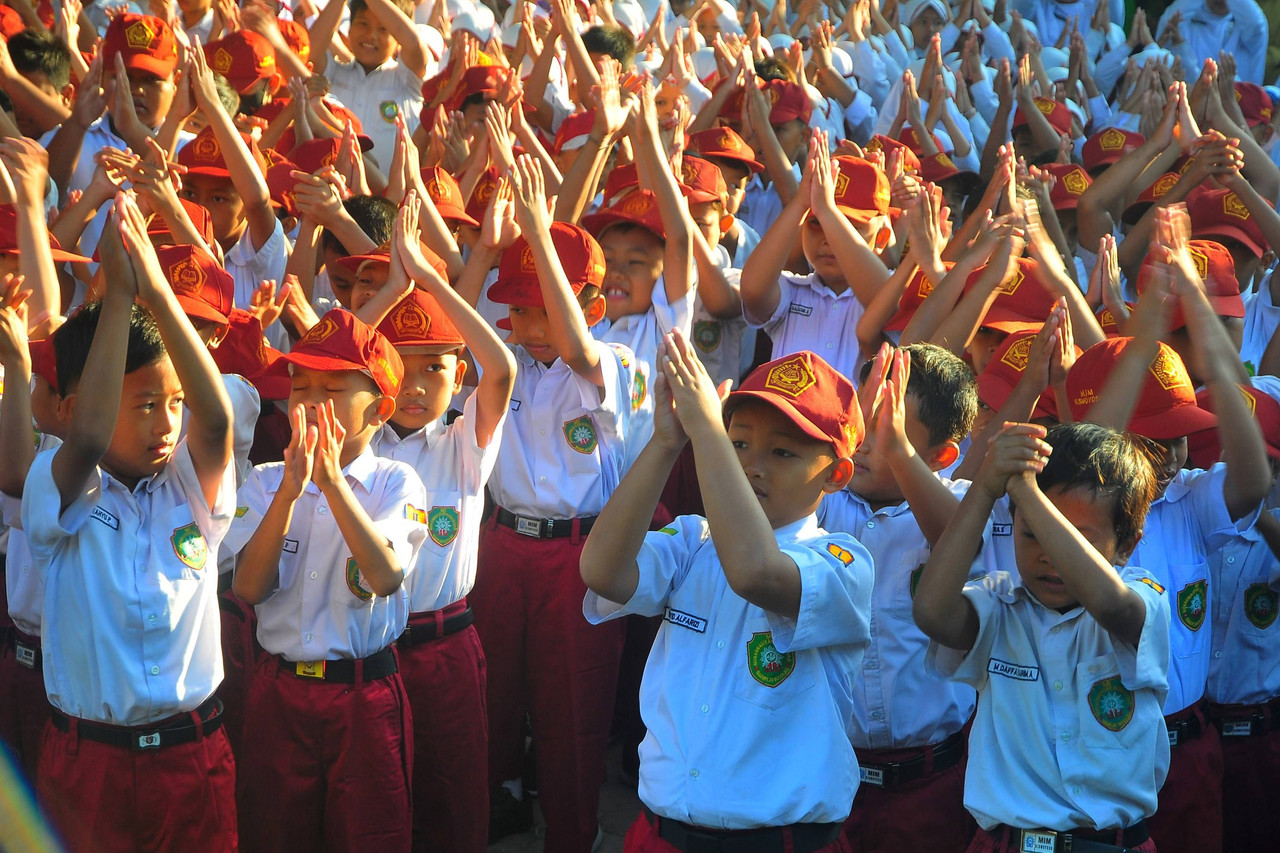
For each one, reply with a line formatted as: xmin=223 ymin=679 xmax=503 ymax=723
xmin=379 ymin=101 xmax=400 ymax=123
xmin=693 ymin=321 xmax=721 ymax=353
xmin=747 ymin=631 xmax=795 ymax=688
xmin=170 ymin=523 xmax=208 ymax=570
xmin=631 ymin=367 xmax=647 ymax=412
xmin=1088 ymin=676 xmax=1135 ymax=732
xmin=563 ymin=415 xmax=598 ymax=454
xmin=346 ymin=558 xmax=373 ymax=601
xmin=1177 ymin=579 xmax=1207 ymax=631
xmin=1245 ymin=583 xmax=1278 ymax=629
xmin=428 ymin=507 xmax=460 ymax=547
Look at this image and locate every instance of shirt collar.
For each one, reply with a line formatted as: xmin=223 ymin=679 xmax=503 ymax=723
xmin=379 ymin=415 xmax=447 ymax=449
xmin=773 ymin=513 xmax=821 ymax=543
xmin=305 ymin=445 xmax=378 ymax=494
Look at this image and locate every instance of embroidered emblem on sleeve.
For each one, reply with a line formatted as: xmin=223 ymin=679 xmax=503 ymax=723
xmin=747 ymin=631 xmax=795 ymax=688
xmin=346 ymin=557 xmax=374 ymax=601
xmin=170 ymin=523 xmax=208 ymax=570
xmin=1177 ymin=579 xmax=1207 ymax=631
xmin=1244 ymin=583 xmax=1278 ymax=629
xmin=826 ymin=543 xmax=854 ymax=565
xmin=404 ymin=504 xmax=427 ymax=524
xmin=1087 ymin=676 xmax=1135 ymax=732
xmin=427 ymin=507 xmax=460 ymax=546
xmin=1138 ymin=577 xmax=1165 ymax=594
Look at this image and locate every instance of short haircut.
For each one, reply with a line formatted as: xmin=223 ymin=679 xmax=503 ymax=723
xmin=349 ymin=0 xmax=414 ymax=23
xmin=321 ymin=195 xmax=397 ymax=255
xmin=54 ymin=302 xmax=166 ymax=396
xmin=211 ymin=72 xmax=241 ymax=118
xmin=581 ymin=25 xmax=635 ymax=68
xmin=858 ymin=343 xmax=977 ymax=447
xmin=1036 ymin=422 xmax=1157 ymax=549
xmin=8 ymin=31 xmax=71 ymax=91
xmin=754 ymin=56 xmax=795 ymax=83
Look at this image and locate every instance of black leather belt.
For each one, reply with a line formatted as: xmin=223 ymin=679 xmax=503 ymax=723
xmin=1208 ymin=697 xmax=1280 ymax=737
xmin=398 ymin=603 xmax=473 ymax=646
xmin=994 ymin=820 xmax=1149 ymax=852
xmin=275 ymin=645 xmax=398 ymax=683
xmin=1165 ymin=701 xmax=1205 ymax=747
xmin=50 ymin=697 xmax=223 ymax=751
xmin=642 ymin=807 xmax=842 ymax=853
xmin=495 ymin=507 xmax=597 ymax=539
xmin=856 ymin=729 xmax=965 ymax=789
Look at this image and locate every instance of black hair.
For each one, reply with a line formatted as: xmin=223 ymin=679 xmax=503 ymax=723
xmin=8 ymin=31 xmax=71 ymax=91
xmin=754 ymin=56 xmax=795 ymax=83
xmin=321 ymin=195 xmax=397 ymax=255
xmin=54 ymin=302 xmax=166 ymax=397
xmin=459 ymin=92 xmax=488 ymax=112
xmin=1036 ymin=421 xmax=1158 ymax=549
xmin=349 ymin=0 xmax=415 ymax=20
xmin=858 ymin=343 xmax=977 ymax=447
xmin=581 ymin=25 xmax=635 ymax=68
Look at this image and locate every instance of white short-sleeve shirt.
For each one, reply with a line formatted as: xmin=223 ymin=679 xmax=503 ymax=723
xmin=745 ymin=272 xmax=866 ymax=383
xmin=326 ymin=58 xmax=426 ymax=164
xmin=1206 ymin=506 xmax=1280 ymax=705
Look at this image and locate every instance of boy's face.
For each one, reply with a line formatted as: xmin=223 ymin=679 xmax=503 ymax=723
xmin=849 ymin=394 xmax=940 ymax=505
xmin=801 ymin=217 xmax=847 ymax=287
xmin=390 ymin=347 xmax=465 ymax=431
xmin=1014 ymin=484 xmax=1126 ymax=611
xmin=106 ymin=67 xmax=176 ymax=129
xmin=455 ymin=223 xmax=482 ymax=252
xmin=99 ymin=356 xmax=184 ymax=485
xmin=179 ymin=174 xmax=246 ymax=247
xmin=288 ymin=365 xmax=391 ymax=456
xmin=16 ymin=70 xmax=72 ymax=137
xmin=31 ymin=375 xmax=63 ymax=436
xmin=320 ymin=244 xmax=358 ymax=307
xmin=599 ymin=225 xmax=664 ymax=321
xmin=771 ymin=119 xmax=811 ymax=164
xmin=967 ymin=327 xmax=1008 ymax=376
xmin=688 ymin=199 xmax=725 ymax=247
xmin=728 ymin=399 xmax=845 ymax=528
xmin=348 ymin=8 xmax=397 ymax=69
xmin=1150 ymin=436 xmax=1188 ymax=497
xmin=705 ymin=156 xmax=750 ymax=214
xmin=507 ymin=303 xmax=557 ymax=365
xmin=350 ymin=261 xmax=391 ymax=313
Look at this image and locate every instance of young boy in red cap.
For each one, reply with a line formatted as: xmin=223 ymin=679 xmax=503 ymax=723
xmin=471 ymin=156 xmax=637 ymax=851
xmin=580 ymin=340 xmax=873 ymax=853
xmin=360 ymin=195 xmax=516 ymax=852
xmin=1066 ymin=213 xmax=1271 ymax=853
xmin=228 ymin=308 xmax=428 ymax=853
xmin=686 ymin=126 xmax=765 ymax=259
xmin=202 ymin=30 xmax=279 ymax=116
xmin=735 ymin=78 xmax=817 ymax=240
xmin=24 ymin=194 xmax=237 ymax=853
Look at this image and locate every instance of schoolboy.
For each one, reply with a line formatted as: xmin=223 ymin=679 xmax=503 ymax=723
xmin=202 ymin=30 xmax=278 ymax=113
xmin=914 ymin=420 xmax=1169 ymax=853
xmin=1067 ymin=220 xmax=1271 ymax=853
xmin=818 ymin=343 xmax=980 ymax=852
xmin=365 ymin=197 xmax=516 ymax=852
xmin=309 ymin=0 xmax=431 ymax=159
xmin=24 ymin=195 xmax=237 ymax=852
xmin=470 ymin=156 xmax=636 ymax=851
xmin=5 ymin=30 xmax=74 ymax=139
xmin=228 ymin=308 xmax=428 ymax=852
xmin=735 ymin=78 xmax=816 ymax=240
xmin=740 ymin=140 xmax=892 ymax=382
xmin=686 ymin=127 xmax=764 ymax=258
xmin=579 ymin=341 xmax=873 ymax=851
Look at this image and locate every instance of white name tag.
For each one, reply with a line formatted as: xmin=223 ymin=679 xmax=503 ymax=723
xmin=989 ymin=658 xmax=1040 ymax=681
xmin=1221 ymin=721 xmax=1254 ymax=737
xmin=991 ymin=523 xmax=1012 ymax=536
xmin=15 ymin=644 xmax=36 ymax=669
xmin=282 ymin=538 xmax=299 ymax=554
xmin=91 ymin=506 xmax=119 ymax=530
xmin=788 ymin=303 xmax=813 ymax=316
xmin=663 ymin=607 xmax=707 ymax=633
xmin=1020 ymin=832 xmax=1056 ymax=853
xmin=858 ymin=766 xmax=884 ymax=787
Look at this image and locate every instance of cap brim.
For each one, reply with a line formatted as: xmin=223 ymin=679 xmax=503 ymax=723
xmin=1192 ymin=225 xmax=1264 ymax=258
xmin=724 ymin=389 xmax=848 ymax=456
xmin=120 ymin=54 xmax=177 ymax=79
xmin=182 ymin=165 xmax=232 ymax=178
xmin=335 ymin=254 xmax=390 ymax=272
xmin=1206 ymin=294 xmax=1247 ymax=319
xmin=978 ymin=372 xmax=1058 ymax=420
xmin=581 ymin=210 xmax=665 ymax=240
xmin=495 ymin=316 xmax=512 ymax=331
xmin=980 ymin=317 xmax=1045 ymax=335
xmin=176 ymin=295 xmax=230 ymax=327
xmin=488 ymin=277 xmax=543 ymax=306
xmin=700 ymin=151 xmax=765 ymax=173
xmin=435 ymin=204 xmax=480 ymax=228
xmin=1128 ymin=402 xmax=1218 ymax=440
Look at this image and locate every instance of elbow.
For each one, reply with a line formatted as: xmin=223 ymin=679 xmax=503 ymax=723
xmin=366 ymin=565 xmax=404 ymax=598
xmin=232 ymin=573 xmax=267 ymax=606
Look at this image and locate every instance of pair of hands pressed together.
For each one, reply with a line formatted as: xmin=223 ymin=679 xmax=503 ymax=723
xmin=278 ymin=398 xmax=349 ymax=504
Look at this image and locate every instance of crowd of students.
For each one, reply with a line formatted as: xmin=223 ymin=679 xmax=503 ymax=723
xmin=0 ymin=0 xmax=1276 ymax=851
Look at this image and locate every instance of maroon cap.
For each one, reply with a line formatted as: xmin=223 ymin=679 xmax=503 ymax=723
xmin=1013 ymin=96 xmax=1071 ymax=136
xmin=102 ymin=14 xmax=178 ymax=79
xmin=0 ymin=204 xmax=90 ymax=263
xmin=421 ymin=166 xmax=479 ymax=227
xmin=1082 ymin=128 xmax=1144 ymax=172
xmin=1188 ymin=187 xmax=1267 ymax=258
xmin=884 ymin=264 xmax=953 ymax=332
xmin=679 ymin=156 xmax=728 ymax=204
xmin=1134 ymin=239 xmax=1243 ymax=329
xmin=582 ymin=189 xmax=667 ymax=240
xmin=177 ymin=125 xmax=269 ymax=178
xmin=376 ymin=290 xmax=465 ymax=348
xmin=1235 ymin=82 xmax=1274 ymax=128
xmin=1122 ymin=171 xmax=1181 ymax=224
xmin=28 ymin=336 xmax=55 ymax=387
xmin=601 ymin=163 xmax=640 ymax=207
xmin=211 ymin=309 xmax=291 ymax=400
xmin=157 ymin=243 xmax=233 ymax=326
xmin=489 ymin=223 xmax=606 ymax=308
xmin=763 ymin=79 xmax=813 ymax=125
xmin=289 ymin=138 xmax=342 ymax=175
xmin=1043 ymin=163 xmax=1092 ymax=211
xmin=147 ymin=198 xmax=217 ymax=248
xmin=726 ymin=351 xmax=863 ymax=458
xmin=279 ymin=309 xmax=404 ymax=397
xmin=204 ymin=30 xmax=277 ymax=95
xmin=687 ymin=127 xmax=764 ymax=173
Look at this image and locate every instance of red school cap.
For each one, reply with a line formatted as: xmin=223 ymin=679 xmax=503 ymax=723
xmin=28 ymin=336 xmax=56 ymax=388
xmin=335 ymin=240 xmax=448 ymax=281
xmin=1188 ymin=383 xmax=1280 ymax=466
xmin=865 ymin=134 xmax=922 ymax=174
xmin=0 ymin=6 xmax=24 ymax=39
xmin=883 ymin=264 xmax=954 ymax=333
xmin=210 ymin=309 xmax=291 ymax=400
xmin=581 ymin=189 xmax=667 ymax=241
xmin=204 ymin=30 xmax=277 ymax=95
xmin=726 ymin=351 xmax=863 ymax=459
xmin=146 ymin=198 xmax=217 ymax=248
xmin=176 ymin=125 xmax=269 ymax=178
xmin=489 ymin=223 xmax=606 ymax=311
xmin=553 ymin=110 xmax=597 ymax=155
xmin=686 ymin=127 xmax=764 ymax=173
xmin=1013 ymin=96 xmax=1072 ymax=137
xmin=1082 ymin=128 xmax=1145 ymax=172
xmin=680 ymin=156 xmax=728 ymax=204
xmin=763 ymin=79 xmax=813 ymax=125
xmin=977 ymin=329 xmax=1077 ymax=421
xmin=446 ymin=65 xmax=512 ymax=112
xmin=811 ymin=156 xmax=891 ymax=224
xmin=1065 ymin=337 xmax=1217 ymax=440
xmin=1122 ymin=171 xmax=1181 ymax=224
xmin=288 ymin=137 xmax=342 ymax=175
xmin=376 ymin=289 xmax=465 ymax=348
xmin=277 ymin=309 xmax=404 ymax=397
xmin=0 ymin=204 xmax=90 ymax=262
xmin=102 ymin=14 xmax=178 ymax=79
xmin=966 ymin=257 xmax=1056 ymax=334
xmin=1134 ymin=240 xmax=1243 ymax=330
xmin=276 ymin=18 xmax=310 ymax=64
xmin=156 ymin=243 xmax=233 ymax=326
xmin=1042 ymin=163 xmax=1092 ymax=211
xmin=1235 ymin=82 xmax=1274 ymax=128
xmin=464 ymin=166 xmax=502 ymax=225
xmin=421 ymin=166 xmax=479 ymax=227
xmin=601 ymin=163 xmax=640 ymax=207
xmin=1187 ymin=187 xmax=1268 ymax=259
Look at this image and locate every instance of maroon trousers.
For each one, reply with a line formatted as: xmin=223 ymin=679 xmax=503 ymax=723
xmin=0 ymin=629 xmax=50 ymax=780
xmin=842 ymin=746 xmax=973 ymax=853
xmin=37 ymin=716 xmax=237 ymax=853
xmin=398 ymin=610 xmax=489 ymax=853
xmin=1146 ymin=705 xmax=1223 ymax=853
xmin=215 ymin=589 xmax=255 ymax=757
xmin=1213 ymin=702 xmax=1280 ymax=850
xmin=624 ymin=812 xmax=854 ymax=853
xmin=471 ymin=519 xmax=625 ymax=853
xmin=236 ymin=657 xmax=413 ymax=853
xmin=966 ymin=827 xmax=1157 ymax=853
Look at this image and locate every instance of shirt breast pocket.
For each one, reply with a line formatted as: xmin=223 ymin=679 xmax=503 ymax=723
xmin=732 ymin=619 xmax=817 ymax=711
xmin=887 ymin=548 xmax=931 ymax=623
xmin=558 ymin=412 xmax=605 ymax=480
xmin=1076 ymin=655 xmax=1145 ymax=750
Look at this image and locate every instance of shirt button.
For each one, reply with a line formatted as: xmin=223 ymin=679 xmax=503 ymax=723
xmin=866 ymin=521 xmax=875 ymax=529
xmin=871 ymin=710 xmax=884 ymax=721
xmin=716 ymin=641 xmax=725 ymax=649
xmin=826 ymin=343 xmax=833 ymax=349
xmin=538 ymin=429 xmax=546 ymax=436
xmin=867 ymin=659 xmax=879 ymax=670
xmin=150 ymin=665 xmax=160 ymax=675
xmin=539 ymin=475 xmax=547 ymax=482
xmin=305 ymin=632 xmax=313 ymax=642
xmin=1053 ymin=680 xmax=1063 ymax=691
xmin=689 ymin=769 xmax=699 ymax=778
xmin=700 ymin=704 xmax=709 ymax=713
xmin=1071 ymin=786 xmax=1081 ymax=796
xmin=318 ymin=506 xmax=328 ymax=516
xmin=1215 ymin=651 xmax=1223 ymax=659
xmin=1060 ymin=731 xmax=1071 ymax=742
xmin=310 ymin=572 xmax=318 ymax=579
xmin=148 ymin=614 xmax=157 ymax=623
xmin=1227 ymin=557 xmax=1235 ymax=564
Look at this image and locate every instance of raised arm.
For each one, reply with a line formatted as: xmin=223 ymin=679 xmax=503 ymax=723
xmin=307 ymin=0 xmax=347 ymax=76
xmin=0 ymin=280 xmax=34 ymax=497
xmin=630 ymin=81 xmax=694 ymax=306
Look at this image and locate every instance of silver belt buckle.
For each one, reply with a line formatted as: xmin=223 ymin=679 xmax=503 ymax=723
xmin=515 ymin=517 xmax=544 ymax=538
xmin=14 ymin=642 xmax=36 ymax=669
xmin=858 ymin=765 xmax=885 ymax=788
xmin=1222 ymin=720 xmax=1255 ymax=737
xmin=1019 ymin=830 xmax=1057 ymax=853
xmin=137 ymin=732 xmax=162 ymax=749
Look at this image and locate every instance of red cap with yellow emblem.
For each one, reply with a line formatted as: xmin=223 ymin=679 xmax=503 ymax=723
xmin=1188 ymin=187 xmax=1267 ymax=258
xmin=601 ymin=163 xmax=640 ymax=207
xmin=763 ymin=79 xmax=813 ymax=125
xmin=582 ymin=189 xmax=667 ymax=240
xmin=376 ymin=290 xmax=465 ymax=348
xmin=977 ymin=329 xmax=1078 ymax=421
xmin=1188 ymin=382 xmax=1280 ymax=466
xmin=156 ymin=244 xmax=233 ymax=326
xmin=865 ymin=134 xmax=922 ymax=174
xmin=464 ymin=165 xmax=502 ymax=224
xmin=489 ymin=223 xmax=606 ymax=307
xmin=102 ymin=13 xmax=178 ymax=78
xmin=1235 ymin=82 xmax=1274 ymax=128
xmin=686 ymin=127 xmax=764 ymax=173
xmin=1123 ymin=171 xmax=1182 ymax=224
xmin=680 ymin=156 xmax=728 ymax=204
xmin=177 ymin=125 xmax=269 ymax=177
xmin=726 ymin=351 xmax=863 ymax=459
xmin=813 ymin=156 xmax=891 ymax=224
xmin=203 ymin=30 xmax=277 ymax=95
xmin=147 ymin=198 xmax=217 ymax=247
xmin=1082 ymin=128 xmax=1145 ymax=172
xmin=883 ymin=264 xmax=953 ymax=332
xmin=447 ymin=66 xmax=512 ymax=112
xmin=966 ymin=257 xmax=1056 ymax=334
xmin=420 ymin=166 xmax=479 ymax=227
xmin=1042 ymin=163 xmax=1092 ymax=211
xmin=277 ymin=309 xmax=404 ymax=397
xmin=1134 ymin=239 xmax=1243 ymax=329
xmin=1013 ymin=96 xmax=1072 ymax=136
xmin=1065 ymin=337 xmax=1217 ymax=440
xmin=289 ymin=138 xmax=342 ymax=175
xmin=277 ymin=18 xmax=310 ymax=64
xmin=211 ymin=309 xmax=291 ymax=400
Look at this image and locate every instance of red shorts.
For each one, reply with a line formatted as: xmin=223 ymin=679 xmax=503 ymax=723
xmin=843 ymin=739 xmax=974 ymax=853
xmin=1146 ymin=705 xmax=1222 ymax=853
xmin=37 ymin=711 xmax=237 ymax=853
xmin=623 ymin=811 xmax=852 ymax=853
xmin=1212 ymin=699 xmax=1280 ymax=850
xmin=0 ymin=628 xmax=50 ymax=780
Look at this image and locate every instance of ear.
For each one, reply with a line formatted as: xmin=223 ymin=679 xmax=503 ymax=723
xmin=720 ymin=213 xmax=735 ymax=233
xmin=372 ymin=394 xmax=397 ymax=425
xmin=582 ymin=293 xmax=607 ymax=327
xmin=60 ymin=83 xmax=76 ymax=108
xmin=57 ymin=391 xmax=76 ymax=425
xmin=1114 ymin=530 xmax=1142 ymax=567
xmin=926 ymin=440 xmax=960 ymax=472
xmin=452 ymin=356 xmax=468 ymax=393
xmin=206 ymin=323 xmax=230 ymax=349
xmin=824 ymin=457 xmax=854 ymax=492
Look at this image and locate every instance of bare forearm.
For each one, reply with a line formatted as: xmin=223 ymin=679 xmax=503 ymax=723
xmin=888 ymin=452 xmax=960 ymax=545
xmin=232 ymin=493 xmax=293 ymax=604
xmin=913 ymin=483 xmax=988 ymax=649
xmin=324 ymin=478 xmax=403 ymax=596
xmin=0 ymin=354 xmax=33 ymax=496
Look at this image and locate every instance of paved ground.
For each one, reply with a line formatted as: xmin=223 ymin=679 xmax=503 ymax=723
xmin=488 ymin=741 xmax=641 ymax=852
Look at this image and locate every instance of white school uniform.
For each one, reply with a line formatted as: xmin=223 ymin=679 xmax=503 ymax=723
xmin=487 ymin=340 xmax=635 ymax=520
xmin=22 ymin=441 xmax=235 ymax=726
xmin=2 ymin=435 xmax=61 ymax=637
xmin=745 ymin=272 xmax=866 ymax=383
xmin=928 ymin=566 xmax=1172 ymax=832
xmin=369 ymin=393 xmax=503 ymax=613
xmin=225 ymin=447 xmax=428 ymax=661
xmin=326 ymin=57 xmax=426 ymax=163
xmin=1205 ymin=507 xmax=1280 ymax=705
xmin=690 ymin=250 xmax=750 ymax=390
xmin=584 ymin=513 xmax=874 ymax=828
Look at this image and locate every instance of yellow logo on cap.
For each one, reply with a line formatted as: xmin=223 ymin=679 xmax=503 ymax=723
xmin=192 ymin=133 xmax=220 ymax=162
xmin=1240 ymin=385 xmax=1257 ymax=416
xmin=1100 ymin=128 xmax=1126 ymax=150
xmin=1189 ymin=246 xmax=1209 ymax=280
xmin=834 ymin=170 xmax=850 ymax=198
xmin=1224 ymin=192 xmax=1251 ymax=221
xmin=935 ymin=152 xmax=956 ymax=169
xmin=426 ymin=178 xmax=447 ymax=200
xmin=300 ymin=315 xmax=339 ymax=345
xmin=681 ymin=160 xmax=698 ymax=183
xmin=1149 ymin=174 xmax=1178 ymax=198
xmin=168 ymin=256 xmax=205 ymax=295
xmin=915 ymin=269 xmax=934 ymax=298
xmin=212 ymin=47 xmax=233 ymax=75
xmin=997 ymin=266 xmax=1025 ymax=295
xmin=1148 ymin=346 xmax=1188 ymax=391
xmin=1000 ymin=335 xmax=1034 ymax=371
xmin=1074 ymin=387 xmax=1098 ymax=408
xmin=1035 ymin=97 xmax=1056 ymax=116
xmin=1099 ymin=308 xmax=1116 ymax=328
xmin=617 ymin=192 xmax=651 ymax=215
xmin=125 ymin=19 xmax=155 ymax=49
xmin=763 ymin=355 xmax=816 ymax=398
xmin=373 ymin=355 xmax=399 ymax=391
xmin=473 ymin=176 xmax=496 ymax=206
xmin=519 ymin=243 xmax=537 ymax=273
xmin=391 ymin=301 xmax=430 ymax=339
xmin=1063 ymin=168 xmax=1089 ymax=196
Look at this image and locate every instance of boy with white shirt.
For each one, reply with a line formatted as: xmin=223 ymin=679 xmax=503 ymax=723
xmin=581 ymin=343 xmax=873 ymax=851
